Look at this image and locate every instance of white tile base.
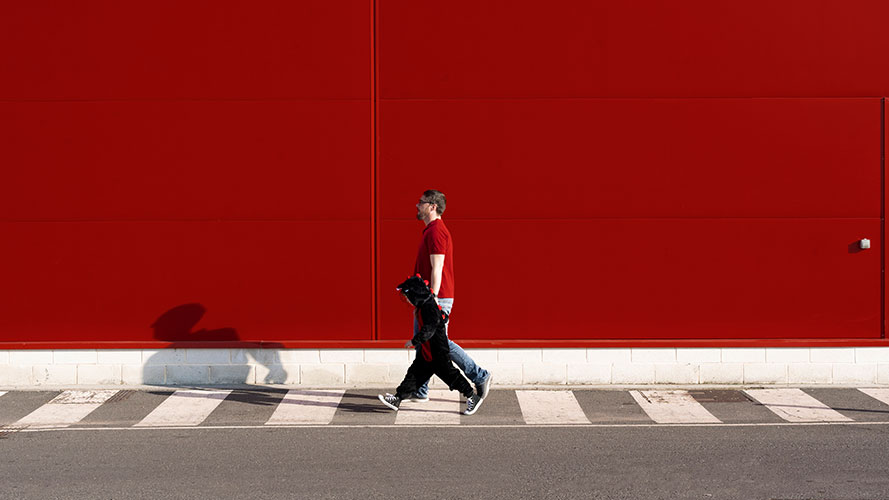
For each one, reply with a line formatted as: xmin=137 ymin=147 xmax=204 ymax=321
xmin=0 ymin=347 xmax=887 ymax=387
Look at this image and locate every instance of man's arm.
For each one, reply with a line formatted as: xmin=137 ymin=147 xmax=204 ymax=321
xmin=429 ymin=254 xmax=445 ymax=296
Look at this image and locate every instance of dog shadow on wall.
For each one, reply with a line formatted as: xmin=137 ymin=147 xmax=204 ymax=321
xmin=143 ymin=303 xmax=287 ymax=388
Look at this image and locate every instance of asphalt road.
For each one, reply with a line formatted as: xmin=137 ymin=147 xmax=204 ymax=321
xmin=3 ymin=387 xmax=889 ymax=499
xmin=2 ymin=424 xmax=889 ymax=499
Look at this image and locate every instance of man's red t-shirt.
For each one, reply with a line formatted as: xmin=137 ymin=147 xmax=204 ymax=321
xmin=413 ymin=219 xmax=454 ymax=298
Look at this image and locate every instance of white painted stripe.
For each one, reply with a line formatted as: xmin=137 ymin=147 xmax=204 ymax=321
xmin=395 ymin=390 xmax=462 ymax=425
xmin=859 ymin=388 xmax=889 ymax=406
xmin=0 ymin=391 xmax=7 ymax=398
xmin=515 ymin=390 xmax=590 ymax=425
xmin=745 ymin=388 xmax=852 ymax=423
xmin=265 ymin=390 xmax=345 ymax=425
xmin=134 ymin=390 xmax=231 ymax=427
xmin=11 ymin=420 xmax=889 ymax=434
xmin=630 ymin=390 xmax=721 ymax=424
xmin=15 ymin=390 xmax=118 ymax=429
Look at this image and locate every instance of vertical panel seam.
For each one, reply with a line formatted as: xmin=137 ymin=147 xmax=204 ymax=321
xmin=881 ymin=97 xmax=885 ymax=338
xmin=371 ymin=0 xmax=380 ymax=340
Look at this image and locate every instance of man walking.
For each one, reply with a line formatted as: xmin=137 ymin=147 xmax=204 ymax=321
xmin=410 ymin=189 xmax=492 ymax=403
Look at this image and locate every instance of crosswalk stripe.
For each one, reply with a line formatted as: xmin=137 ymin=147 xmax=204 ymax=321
xmin=134 ymin=389 xmax=231 ymax=427
xmin=858 ymin=388 xmax=889 ymax=406
xmin=396 ymin=390 xmax=462 ymax=425
xmin=744 ymin=389 xmax=852 ymax=422
xmin=265 ymin=390 xmax=345 ymax=425
xmin=2 ymin=388 xmax=884 ymax=429
xmin=630 ymin=390 xmax=722 ymax=424
xmin=516 ymin=390 xmax=590 ymax=425
xmin=15 ymin=390 xmax=118 ymax=429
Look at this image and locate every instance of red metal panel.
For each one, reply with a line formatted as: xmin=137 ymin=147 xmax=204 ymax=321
xmin=378 ymin=219 xmax=880 ymax=340
xmin=0 ymin=221 xmax=373 ymax=342
xmin=379 ymin=99 xmax=880 ymax=220
xmin=7 ymin=339 xmax=889 ymax=350
xmin=379 ymin=0 xmax=889 ymax=98
xmin=0 ymin=2 xmax=375 ymax=345
xmin=0 ymin=1 xmax=370 ymax=99
xmin=0 ymin=101 xmax=370 ymax=221
xmin=1 ymin=1 xmax=884 ymax=347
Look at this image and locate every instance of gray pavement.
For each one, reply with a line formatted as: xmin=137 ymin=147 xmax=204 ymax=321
xmin=1 ymin=388 xmax=889 ymax=499
xmin=2 ymin=425 xmax=889 ymax=499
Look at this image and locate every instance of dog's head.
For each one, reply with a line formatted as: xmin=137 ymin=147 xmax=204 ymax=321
xmin=396 ymin=274 xmax=433 ymax=307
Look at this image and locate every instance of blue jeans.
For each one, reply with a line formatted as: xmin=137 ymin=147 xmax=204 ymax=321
xmin=413 ymin=298 xmax=489 ymax=398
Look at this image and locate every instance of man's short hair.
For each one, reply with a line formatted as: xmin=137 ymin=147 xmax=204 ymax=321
xmin=423 ymin=189 xmax=446 ymax=215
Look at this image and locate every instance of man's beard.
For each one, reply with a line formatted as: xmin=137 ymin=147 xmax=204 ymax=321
xmin=416 ymin=211 xmax=423 ymax=220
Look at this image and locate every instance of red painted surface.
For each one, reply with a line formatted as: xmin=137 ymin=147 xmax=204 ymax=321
xmin=379 ymin=99 xmax=879 ymax=220
xmin=0 ymin=101 xmax=370 ymax=221
xmin=380 ymin=219 xmax=880 ymax=340
xmin=3 ymin=338 xmax=889 ymax=351
xmin=0 ymin=1 xmax=373 ymax=344
xmin=1 ymin=1 xmax=886 ymax=346
xmin=379 ymin=0 xmax=889 ymax=98
xmin=0 ymin=2 xmax=370 ymax=100
xmin=0 ymin=221 xmax=372 ymax=342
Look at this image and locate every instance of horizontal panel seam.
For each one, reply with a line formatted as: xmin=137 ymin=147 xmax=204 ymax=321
xmin=381 ymin=217 xmax=883 ymax=221
xmin=0 ymin=98 xmax=372 ymax=103
xmin=4 ymin=97 xmax=875 ymax=103
xmin=378 ymin=96 xmax=883 ymax=102
xmin=0 ymin=219 xmax=373 ymax=224
xmin=4 ymin=218 xmax=874 ymax=223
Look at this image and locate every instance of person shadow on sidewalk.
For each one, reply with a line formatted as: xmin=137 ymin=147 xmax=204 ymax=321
xmin=143 ymin=303 xmax=287 ymax=395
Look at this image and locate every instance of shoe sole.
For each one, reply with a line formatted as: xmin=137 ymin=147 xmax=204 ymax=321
xmin=377 ymin=394 xmax=399 ymax=411
xmin=410 ymin=398 xmax=430 ymax=403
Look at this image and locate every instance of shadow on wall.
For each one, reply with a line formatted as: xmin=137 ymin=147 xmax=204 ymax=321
xmin=151 ymin=303 xmax=238 ymax=342
xmin=143 ymin=303 xmax=285 ymax=385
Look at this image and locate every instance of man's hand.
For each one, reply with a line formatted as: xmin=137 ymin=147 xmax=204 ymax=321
xmin=404 ymin=340 xmax=414 ymax=348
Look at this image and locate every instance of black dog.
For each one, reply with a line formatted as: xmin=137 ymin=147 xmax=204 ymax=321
xmin=398 ymin=274 xmax=449 ymax=363
xmin=377 ymin=275 xmax=478 ymax=412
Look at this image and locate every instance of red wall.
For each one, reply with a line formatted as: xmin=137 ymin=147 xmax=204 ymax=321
xmin=2 ymin=1 xmax=887 ymax=347
xmin=0 ymin=1 xmax=374 ymax=345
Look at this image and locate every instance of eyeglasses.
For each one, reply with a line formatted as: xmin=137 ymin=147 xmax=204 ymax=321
xmin=417 ymin=200 xmax=435 ymax=206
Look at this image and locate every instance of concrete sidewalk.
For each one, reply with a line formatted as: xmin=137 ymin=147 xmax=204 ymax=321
xmin=2 ymin=346 xmax=889 ymax=387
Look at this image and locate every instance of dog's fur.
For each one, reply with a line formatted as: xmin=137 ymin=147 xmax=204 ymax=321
xmin=392 ymin=275 xmax=472 ymax=398
xmin=397 ymin=275 xmax=448 ymax=360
